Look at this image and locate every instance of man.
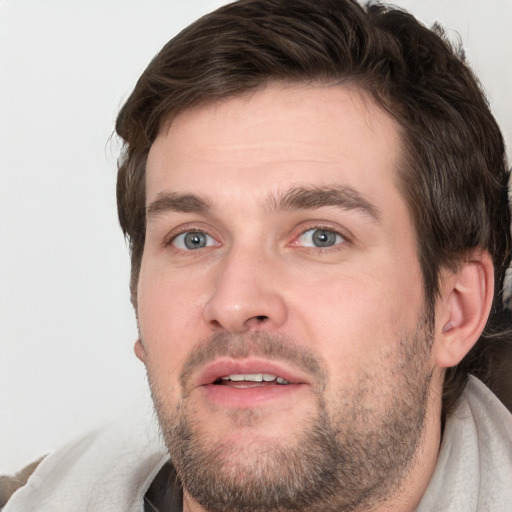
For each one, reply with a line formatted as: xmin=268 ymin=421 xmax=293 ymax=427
xmin=4 ymin=0 xmax=512 ymax=510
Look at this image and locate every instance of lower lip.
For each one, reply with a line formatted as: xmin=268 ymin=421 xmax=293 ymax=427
xmin=200 ymin=383 xmax=306 ymax=408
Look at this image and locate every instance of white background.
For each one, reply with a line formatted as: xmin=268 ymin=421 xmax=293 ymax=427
xmin=1 ymin=0 xmax=511 ymax=474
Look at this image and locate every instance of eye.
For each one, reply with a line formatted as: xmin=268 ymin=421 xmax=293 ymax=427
xmin=171 ymin=231 xmax=216 ymax=250
xmin=297 ymin=228 xmax=345 ymax=248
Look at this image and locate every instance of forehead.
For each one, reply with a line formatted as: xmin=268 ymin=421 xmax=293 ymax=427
xmin=146 ymin=83 xmax=404 ymax=211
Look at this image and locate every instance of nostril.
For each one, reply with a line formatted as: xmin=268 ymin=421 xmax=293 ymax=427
xmin=255 ymin=315 xmax=268 ymax=322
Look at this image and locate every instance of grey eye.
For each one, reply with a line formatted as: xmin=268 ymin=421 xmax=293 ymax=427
xmin=298 ymin=228 xmax=344 ymax=248
xmin=173 ymin=231 xmax=214 ymax=250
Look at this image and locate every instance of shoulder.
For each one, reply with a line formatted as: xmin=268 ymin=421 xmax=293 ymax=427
xmin=2 ymin=409 xmax=168 ymax=512
xmin=0 ymin=457 xmax=45 ymax=509
xmin=463 ymin=375 xmax=512 ymax=452
xmin=418 ymin=376 xmax=512 ymax=511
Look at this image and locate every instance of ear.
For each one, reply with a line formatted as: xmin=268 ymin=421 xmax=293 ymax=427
xmin=134 ymin=338 xmax=147 ymax=363
xmin=434 ymin=250 xmax=494 ymax=368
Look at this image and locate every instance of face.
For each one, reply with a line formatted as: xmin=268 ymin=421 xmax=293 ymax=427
xmin=138 ymin=83 xmax=437 ymax=512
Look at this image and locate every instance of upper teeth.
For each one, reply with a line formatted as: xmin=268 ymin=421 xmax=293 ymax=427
xmin=220 ymin=374 xmax=289 ymax=384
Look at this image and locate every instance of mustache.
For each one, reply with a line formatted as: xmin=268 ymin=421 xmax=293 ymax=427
xmin=179 ymin=331 xmax=327 ymax=391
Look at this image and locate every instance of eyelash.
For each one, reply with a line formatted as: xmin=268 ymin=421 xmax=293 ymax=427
xmin=164 ymin=224 xmax=219 ymax=251
xmin=172 ymin=231 xmax=217 ymax=250
xmin=164 ymin=223 xmax=351 ymax=253
xmin=291 ymin=224 xmax=350 ymax=250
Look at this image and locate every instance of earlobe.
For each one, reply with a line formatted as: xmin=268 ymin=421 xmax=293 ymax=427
xmin=134 ymin=339 xmax=147 ymax=362
xmin=435 ymin=251 xmax=494 ymax=368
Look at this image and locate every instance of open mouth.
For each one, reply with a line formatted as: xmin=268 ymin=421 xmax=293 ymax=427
xmin=213 ymin=373 xmax=290 ymax=387
xmin=193 ymin=358 xmax=310 ymax=399
xmin=195 ymin=361 xmax=309 ymax=407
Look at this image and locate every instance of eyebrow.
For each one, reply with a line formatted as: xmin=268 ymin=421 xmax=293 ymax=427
xmin=268 ymin=185 xmax=381 ymax=222
xmin=146 ymin=185 xmax=381 ymax=223
xmin=147 ymin=192 xmax=211 ymax=220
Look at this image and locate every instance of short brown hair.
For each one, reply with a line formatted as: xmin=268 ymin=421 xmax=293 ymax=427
xmin=115 ymin=0 xmax=511 ymax=417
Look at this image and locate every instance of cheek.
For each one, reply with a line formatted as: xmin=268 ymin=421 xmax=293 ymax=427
xmin=288 ymin=259 xmax=424 ymax=376
xmin=136 ymin=266 xmax=211 ymax=380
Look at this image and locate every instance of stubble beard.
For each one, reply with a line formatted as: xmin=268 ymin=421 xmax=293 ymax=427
xmin=148 ymin=322 xmax=434 ymax=512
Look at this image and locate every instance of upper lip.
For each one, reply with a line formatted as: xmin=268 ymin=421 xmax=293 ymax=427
xmin=194 ymin=357 xmax=312 ymax=388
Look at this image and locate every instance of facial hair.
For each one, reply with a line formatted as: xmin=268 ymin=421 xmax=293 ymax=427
xmin=147 ymin=320 xmax=434 ymax=512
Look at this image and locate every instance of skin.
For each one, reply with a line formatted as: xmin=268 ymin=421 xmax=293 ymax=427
xmin=135 ymin=83 xmax=488 ymax=511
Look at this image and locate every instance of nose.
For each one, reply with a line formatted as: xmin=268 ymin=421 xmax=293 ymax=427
xmin=202 ymin=246 xmax=288 ymax=332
